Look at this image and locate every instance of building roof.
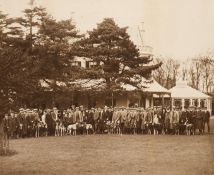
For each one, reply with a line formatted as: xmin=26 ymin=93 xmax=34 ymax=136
xmin=121 ymin=78 xmax=170 ymax=94
xmin=169 ymin=80 xmax=211 ymax=99
xmin=40 ymin=78 xmax=171 ymax=94
xmin=143 ymin=80 xmax=170 ymax=94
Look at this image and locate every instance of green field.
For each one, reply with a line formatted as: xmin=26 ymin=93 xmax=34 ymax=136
xmin=0 ymin=120 xmax=214 ymax=175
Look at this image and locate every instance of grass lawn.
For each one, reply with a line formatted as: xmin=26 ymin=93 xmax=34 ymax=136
xmin=0 ymin=119 xmax=214 ymax=175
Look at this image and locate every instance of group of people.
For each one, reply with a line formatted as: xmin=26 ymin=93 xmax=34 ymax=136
xmin=1 ymin=105 xmax=211 ymax=139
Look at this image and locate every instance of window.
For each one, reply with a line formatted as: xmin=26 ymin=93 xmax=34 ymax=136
xmin=174 ymin=99 xmax=181 ymax=108
xmin=184 ymin=99 xmax=190 ymax=108
xmin=193 ymin=99 xmax=198 ymax=107
xmin=86 ymin=61 xmax=97 ymax=68
xmin=71 ymin=61 xmax=81 ymax=67
xmin=200 ymin=99 xmax=206 ymax=108
xmin=154 ymin=98 xmax=161 ymax=106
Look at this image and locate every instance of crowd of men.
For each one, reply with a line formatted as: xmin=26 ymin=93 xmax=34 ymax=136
xmin=1 ymin=105 xmax=211 ymax=139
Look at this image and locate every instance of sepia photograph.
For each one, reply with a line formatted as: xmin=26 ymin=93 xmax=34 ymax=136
xmin=0 ymin=0 xmax=214 ymax=174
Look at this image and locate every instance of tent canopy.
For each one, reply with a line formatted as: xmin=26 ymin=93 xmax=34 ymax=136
xmin=169 ymin=80 xmax=211 ymax=99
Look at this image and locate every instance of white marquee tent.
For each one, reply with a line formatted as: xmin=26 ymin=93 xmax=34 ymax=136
xmin=169 ymin=80 xmax=212 ymax=113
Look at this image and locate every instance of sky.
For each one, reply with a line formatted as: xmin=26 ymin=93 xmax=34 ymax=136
xmin=1 ymin=0 xmax=214 ymax=60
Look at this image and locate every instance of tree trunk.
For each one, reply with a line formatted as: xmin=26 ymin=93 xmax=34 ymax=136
xmin=0 ymin=118 xmax=9 ymax=155
xmin=0 ymin=120 xmax=3 ymax=153
xmin=111 ymin=92 xmax=114 ymax=108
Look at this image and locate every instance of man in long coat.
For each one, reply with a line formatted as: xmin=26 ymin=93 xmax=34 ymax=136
xmin=14 ymin=112 xmax=20 ymax=139
xmin=67 ymin=109 xmax=74 ymax=124
xmin=22 ymin=110 xmax=28 ymax=138
xmin=46 ymin=109 xmax=54 ymax=136
xmin=52 ymin=107 xmax=58 ymax=121
xmin=102 ymin=106 xmax=111 ymax=122
xmin=195 ymin=108 xmax=203 ymax=134
xmin=203 ymin=109 xmax=210 ymax=133
xmin=3 ymin=114 xmax=10 ymax=138
xmin=93 ymin=108 xmax=101 ymax=133
xmin=164 ymin=108 xmax=171 ymax=134
xmin=74 ymin=107 xmax=83 ymax=123
xmin=180 ymin=108 xmax=188 ymax=134
xmin=112 ymin=108 xmax=119 ymax=123
xmin=9 ymin=112 xmax=16 ymax=138
xmin=87 ymin=109 xmax=95 ymax=125
xmin=120 ymin=107 xmax=127 ymax=134
xmin=171 ymin=108 xmax=179 ymax=128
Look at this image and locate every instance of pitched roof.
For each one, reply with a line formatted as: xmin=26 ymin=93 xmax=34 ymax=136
xmin=143 ymin=80 xmax=170 ymax=94
xmin=40 ymin=78 xmax=170 ymax=94
xmin=121 ymin=78 xmax=170 ymax=94
xmin=169 ymin=80 xmax=211 ymax=99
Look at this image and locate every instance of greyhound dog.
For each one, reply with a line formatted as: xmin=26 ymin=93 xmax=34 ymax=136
xmin=67 ymin=123 xmax=78 ymax=136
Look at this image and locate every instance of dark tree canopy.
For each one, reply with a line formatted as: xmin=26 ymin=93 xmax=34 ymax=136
xmin=0 ymin=8 xmax=161 ymax=110
xmin=0 ymin=10 xmax=42 ymax=111
xmin=75 ymin=18 xmax=161 ymax=91
xmin=0 ymin=6 xmax=83 ymax=110
xmin=35 ymin=16 xmax=82 ymax=88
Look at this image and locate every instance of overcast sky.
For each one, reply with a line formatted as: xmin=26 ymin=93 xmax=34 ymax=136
xmin=1 ymin=0 xmax=214 ymax=60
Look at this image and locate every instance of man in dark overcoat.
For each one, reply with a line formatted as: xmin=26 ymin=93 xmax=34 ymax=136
xmin=3 ymin=114 xmax=10 ymax=138
xmin=46 ymin=109 xmax=54 ymax=136
xmin=180 ymin=108 xmax=188 ymax=134
xmin=195 ymin=108 xmax=203 ymax=134
xmin=203 ymin=109 xmax=210 ymax=133
xmin=9 ymin=112 xmax=16 ymax=138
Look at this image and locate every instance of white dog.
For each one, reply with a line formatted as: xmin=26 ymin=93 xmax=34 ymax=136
xmin=67 ymin=123 xmax=78 ymax=136
xmin=185 ymin=120 xmax=194 ymax=135
xmin=84 ymin=123 xmax=93 ymax=135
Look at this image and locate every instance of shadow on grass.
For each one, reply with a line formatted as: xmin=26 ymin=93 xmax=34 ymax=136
xmin=0 ymin=149 xmax=18 ymax=157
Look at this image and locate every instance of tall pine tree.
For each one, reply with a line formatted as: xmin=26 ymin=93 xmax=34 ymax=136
xmin=35 ymin=15 xmax=82 ymax=106
xmin=75 ymin=18 xmax=161 ymax=92
xmin=0 ymin=10 xmax=41 ymax=110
